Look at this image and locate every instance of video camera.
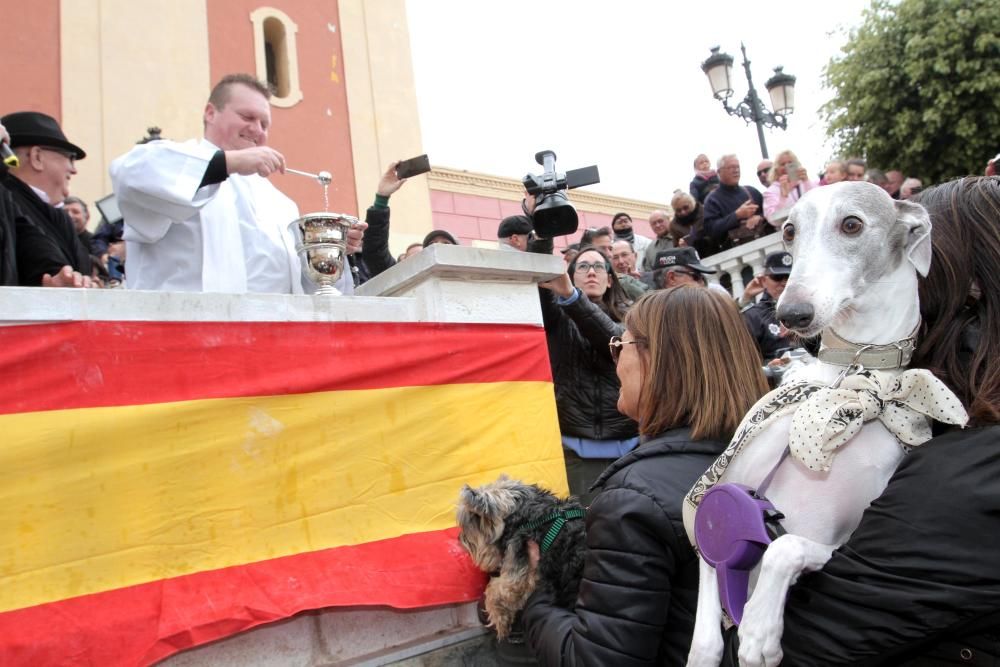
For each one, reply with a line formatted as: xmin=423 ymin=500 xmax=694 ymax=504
xmin=522 ymin=150 xmax=600 ymax=238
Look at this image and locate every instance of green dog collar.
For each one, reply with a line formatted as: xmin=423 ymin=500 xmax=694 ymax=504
xmin=522 ymin=508 xmax=585 ymax=553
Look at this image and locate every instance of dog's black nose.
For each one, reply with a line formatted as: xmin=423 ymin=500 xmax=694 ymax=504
xmin=777 ymin=302 xmax=814 ymax=330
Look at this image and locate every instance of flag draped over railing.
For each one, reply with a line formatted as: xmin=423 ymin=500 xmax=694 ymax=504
xmin=0 ymin=319 xmax=565 ymax=665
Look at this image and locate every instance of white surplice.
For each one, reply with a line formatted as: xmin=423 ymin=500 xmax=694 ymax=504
xmin=110 ymin=139 xmax=352 ymax=295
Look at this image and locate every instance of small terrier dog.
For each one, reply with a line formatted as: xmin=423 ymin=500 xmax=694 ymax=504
xmin=456 ymin=475 xmax=586 ymax=639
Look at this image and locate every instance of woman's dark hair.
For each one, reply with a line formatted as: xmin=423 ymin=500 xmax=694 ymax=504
xmin=623 ymin=286 xmax=769 ymax=439
xmin=912 ymin=176 xmax=1000 ymax=425
xmin=568 ymin=244 xmax=633 ymax=322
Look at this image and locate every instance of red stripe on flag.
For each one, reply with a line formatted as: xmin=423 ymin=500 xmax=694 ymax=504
xmin=0 ymin=527 xmax=486 ymax=666
xmin=0 ymin=321 xmax=551 ymax=414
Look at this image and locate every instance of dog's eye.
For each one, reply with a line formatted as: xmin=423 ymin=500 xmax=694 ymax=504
xmin=781 ymin=224 xmax=795 ymax=243
xmin=841 ymin=216 xmax=864 ymax=235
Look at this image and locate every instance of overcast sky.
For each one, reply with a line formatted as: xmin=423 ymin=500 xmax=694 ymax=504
xmin=405 ymin=0 xmax=872 ymax=204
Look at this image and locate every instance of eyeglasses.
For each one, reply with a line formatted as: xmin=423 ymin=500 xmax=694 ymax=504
xmin=757 ymin=169 xmax=770 ymax=177
xmin=765 ymin=273 xmax=789 ymax=282
xmin=38 ymin=146 xmax=76 ymax=167
xmin=609 ymin=335 xmax=642 ymax=364
xmin=574 ymin=261 xmax=609 ymax=274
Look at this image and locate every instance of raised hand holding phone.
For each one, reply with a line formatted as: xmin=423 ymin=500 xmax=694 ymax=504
xmin=395 ymin=154 xmax=431 ymax=179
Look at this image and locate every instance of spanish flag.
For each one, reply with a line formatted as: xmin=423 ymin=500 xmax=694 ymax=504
xmin=0 ymin=319 xmax=565 ymax=665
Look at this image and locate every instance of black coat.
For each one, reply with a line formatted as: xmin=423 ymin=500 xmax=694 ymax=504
xmin=703 ymin=183 xmax=770 ymax=252
xmin=539 ymin=288 xmax=637 ymax=441
xmin=690 ymin=173 xmax=720 ymax=204
xmin=741 ymin=292 xmax=800 ymax=362
xmin=1 ymin=171 xmax=91 ymax=285
xmin=0 ymin=176 xmax=19 ymax=286
xmin=721 ymin=425 xmax=1000 ymax=666
xmin=523 ymin=428 xmax=729 ymax=666
xmin=360 ymin=205 xmax=394 ymax=279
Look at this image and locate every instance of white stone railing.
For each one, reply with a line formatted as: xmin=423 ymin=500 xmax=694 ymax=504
xmin=700 ymin=232 xmax=786 ymax=297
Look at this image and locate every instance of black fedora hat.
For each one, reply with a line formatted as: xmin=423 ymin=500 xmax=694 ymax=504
xmin=2 ymin=111 xmax=86 ymax=160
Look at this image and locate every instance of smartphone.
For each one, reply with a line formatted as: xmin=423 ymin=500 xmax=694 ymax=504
xmin=95 ymin=193 xmax=124 ymax=225
xmin=785 ymin=161 xmax=800 ymax=184
xmin=395 ymin=154 xmax=431 ymax=179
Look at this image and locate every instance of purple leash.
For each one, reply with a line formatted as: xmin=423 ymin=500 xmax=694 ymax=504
xmin=693 ymin=448 xmax=789 ymax=624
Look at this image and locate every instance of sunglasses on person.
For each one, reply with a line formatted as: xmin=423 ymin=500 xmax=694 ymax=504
xmin=757 ymin=169 xmax=770 ymax=177
xmin=608 ymin=335 xmax=643 ymax=364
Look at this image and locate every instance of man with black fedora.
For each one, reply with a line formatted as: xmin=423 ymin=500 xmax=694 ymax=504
xmin=741 ymin=250 xmax=801 ymax=362
xmin=649 ymin=247 xmax=716 ymax=290
xmin=1 ymin=111 xmax=92 ymax=286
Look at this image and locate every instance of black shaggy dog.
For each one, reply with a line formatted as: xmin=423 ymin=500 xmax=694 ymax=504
xmin=456 ymin=475 xmax=587 ymax=639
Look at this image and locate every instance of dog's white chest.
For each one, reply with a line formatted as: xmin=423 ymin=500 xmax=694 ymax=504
xmin=721 ymin=413 xmax=904 ymax=546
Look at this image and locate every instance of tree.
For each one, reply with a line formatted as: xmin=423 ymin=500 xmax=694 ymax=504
xmin=823 ymin=0 xmax=1000 ymax=184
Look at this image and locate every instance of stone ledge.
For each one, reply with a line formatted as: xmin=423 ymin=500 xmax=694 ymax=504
xmin=356 ymin=244 xmax=565 ymax=299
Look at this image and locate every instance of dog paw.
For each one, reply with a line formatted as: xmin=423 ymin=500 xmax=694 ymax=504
xmin=737 ymin=617 xmax=783 ymax=667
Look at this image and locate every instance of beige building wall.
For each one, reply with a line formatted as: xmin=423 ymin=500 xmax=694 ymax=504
xmin=338 ymin=0 xmax=432 ymax=235
xmin=60 ymin=0 xmax=212 ymax=213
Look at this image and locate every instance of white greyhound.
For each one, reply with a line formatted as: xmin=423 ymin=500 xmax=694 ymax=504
xmin=683 ymin=181 xmax=968 ymax=667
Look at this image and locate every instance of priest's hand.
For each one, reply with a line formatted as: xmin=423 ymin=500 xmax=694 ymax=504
xmin=225 ymin=147 xmax=286 ymax=178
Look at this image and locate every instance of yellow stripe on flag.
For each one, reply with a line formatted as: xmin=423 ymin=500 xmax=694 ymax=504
xmin=0 ymin=381 xmax=565 ymax=614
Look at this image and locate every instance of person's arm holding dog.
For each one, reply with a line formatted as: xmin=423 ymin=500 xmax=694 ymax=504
xmin=522 ymin=486 xmax=688 ymax=666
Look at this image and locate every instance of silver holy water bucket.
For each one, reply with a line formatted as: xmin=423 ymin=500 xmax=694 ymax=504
xmin=287 ymin=212 xmax=359 ymax=295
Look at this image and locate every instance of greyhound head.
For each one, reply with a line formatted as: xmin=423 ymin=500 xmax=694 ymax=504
xmin=776 ymin=181 xmax=931 ymax=341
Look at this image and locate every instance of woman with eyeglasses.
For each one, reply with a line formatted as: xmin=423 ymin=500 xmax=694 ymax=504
xmin=522 ymin=286 xmax=769 ymax=666
xmin=537 ymin=245 xmax=637 ymax=506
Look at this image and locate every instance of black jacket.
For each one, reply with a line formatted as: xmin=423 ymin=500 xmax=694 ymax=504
xmin=690 ymin=173 xmax=720 ymax=204
xmin=702 ymin=183 xmax=769 ymax=251
xmin=0 ymin=175 xmax=20 ymax=286
xmin=741 ymin=292 xmax=800 ymax=362
xmin=539 ymin=287 xmax=637 ymax=441
xmin=1 ymin=170 xmax=91 ymax=285
xmin=523 ymin=428 xmax=729 ymax=666
xmin=721 ymin=425 xmax=1000 ymax=666
xmin=360 ymin=205 xmax=394 ymax=279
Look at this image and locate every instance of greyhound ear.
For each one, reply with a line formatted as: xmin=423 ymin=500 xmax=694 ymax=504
xmin=896 ymin=199 xmax=932 ymax=277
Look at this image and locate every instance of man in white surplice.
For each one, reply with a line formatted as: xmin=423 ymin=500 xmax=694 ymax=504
xmin=110 ymin=74 xmax=365 ymax=294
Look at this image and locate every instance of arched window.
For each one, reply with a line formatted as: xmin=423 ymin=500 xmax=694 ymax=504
xmin=250 ymin=8 xmax=303 ymax=107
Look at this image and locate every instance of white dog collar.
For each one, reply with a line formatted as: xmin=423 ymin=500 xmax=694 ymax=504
xmin=818 ymin=325 xmax=919 ymax=369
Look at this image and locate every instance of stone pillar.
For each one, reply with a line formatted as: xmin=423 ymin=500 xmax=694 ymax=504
xmin=721 ymin=258 xmax=745 ymax=298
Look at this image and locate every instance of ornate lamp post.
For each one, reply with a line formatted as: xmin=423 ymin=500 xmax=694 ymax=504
xmin=701 ymin=44 xmax=796 ymax=159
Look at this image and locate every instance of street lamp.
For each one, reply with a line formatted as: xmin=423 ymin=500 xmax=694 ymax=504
xmin=701 ymin=44 xmax=796 ymax=159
